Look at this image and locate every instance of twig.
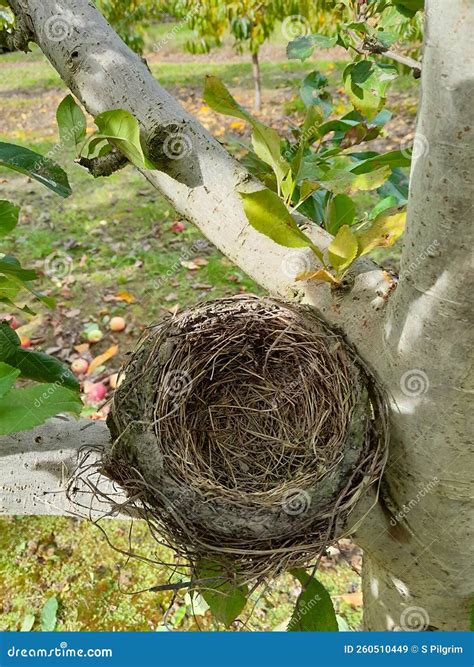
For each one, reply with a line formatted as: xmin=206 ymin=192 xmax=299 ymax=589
xmin=77 ymin=148 xmax=128 ymax=178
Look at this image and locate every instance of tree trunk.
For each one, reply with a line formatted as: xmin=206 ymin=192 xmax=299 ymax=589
xmin=355 ymin=0 xmax=474 ymax=630
xmin=251 ymin=50 xmax=261 ymax=112
xmin=5 ymin=0 xmax=473 ymax=631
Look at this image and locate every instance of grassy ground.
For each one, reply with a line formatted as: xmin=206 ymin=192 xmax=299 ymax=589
xmin=0 ymin=22 xmax=418 ymax=632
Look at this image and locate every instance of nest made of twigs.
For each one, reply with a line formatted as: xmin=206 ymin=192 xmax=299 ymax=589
xmin=92 ymin=295 xmax=387 ymax=581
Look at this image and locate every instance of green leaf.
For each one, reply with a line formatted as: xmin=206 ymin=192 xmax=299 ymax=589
xmin=378 ymin=167 xmax=409 ymax=204
xmin=204 ymin=75 xmax=251 ymax=124
xmin=0 ymin=276 xmax=20 ymax=301
xmin=0 ymin=362 xmax=20 ymax=399
xmin=343 ymin=61 xmax=398 ymax=120
xmin=0 ymin=142 xmax=71 ymax=198
xmin=204 ymin=76 xmax=289 ymax=188
xmin=0 ymin=255 xmax=37 ymax=282
xmin=40 ymin=597 xmax=58 ymax=632
xmin=92 ymin=109 xmax=153 ymax=169
xmin=369 ymin=195 xmax=398 ymax=220
xmin=287 ymin=34 xmax=337 ymax=61
xmin=327 ymin=194 xmax=356 ymax=235
xmin=319 ymin=165 xmax=391 ymax=195
xmin=328 ymin=225 xmax=359 ymax=273
xmin=56 ymin=94 xmax=87 ymax=150
xmin=336 ymin=615 xmax=351 ymax=631
xmin=240 ymin=189 xmax=323 ymax=261
xmin=350 ymin=150 xmax=411 ymax=174
xmin=356 ymin=208 xmax=406 ymax=256
xmin=0 ymin=322 xmax=79 ymax=390
xmin=11 ymin=349 xmax=80 ymax=391
xmin=299 ymin=71 xmax=332 ymax=117
xmin=251 ymin=124 xmax=289 ymax=189
xmin=20 ymin=613 xmax=35 ymax=632
xmin=0 ymin=200 xmax=20 ymax=237
xmin=288 ymin=569 xmax=338 ymax=631
xmin=0 ymin=384 xmax=82 ymax=435
xmin=393 ymin=0 xmax=424 ymax=17
xmin=195 ymin=560 xmax=248 ymax=627
xmin=0 ymin=320 xmax=20 ymax=359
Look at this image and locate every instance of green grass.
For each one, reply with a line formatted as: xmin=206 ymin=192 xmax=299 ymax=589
xmin=0 ymin=516 xmax=361 ymax=631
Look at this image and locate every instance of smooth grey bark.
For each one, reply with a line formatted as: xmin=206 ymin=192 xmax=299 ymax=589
xmin=4 ymin=0 xmax=473 ymax=631
xmin=0 ymin=418 xmax=126 ymax=518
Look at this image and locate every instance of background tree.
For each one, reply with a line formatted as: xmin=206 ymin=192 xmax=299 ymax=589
xmin=168 ymin=0 xmax=302 ymax=111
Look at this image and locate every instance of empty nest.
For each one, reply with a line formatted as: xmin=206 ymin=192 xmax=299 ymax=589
xmin=94 ymin=295 xmax=387 ymax=581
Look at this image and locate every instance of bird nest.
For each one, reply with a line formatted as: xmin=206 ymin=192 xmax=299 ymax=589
xmin=96 ymin=295 xmax=387 ymax=581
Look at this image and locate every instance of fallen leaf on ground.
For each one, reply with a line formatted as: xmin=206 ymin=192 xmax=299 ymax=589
xmin=74 ymin=343 xmax=89 ymax=354
xmin=340 ymin=592 xmax=363 ymax=608
xmin=87 ymin=345 xmax=119 ymax=375
xmin=116 ymin=289 xmax=136 ymax=303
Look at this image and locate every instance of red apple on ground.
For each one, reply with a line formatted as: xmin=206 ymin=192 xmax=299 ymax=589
xmin=71 ymin=358 xmax=89 ymax=375
xmin=19 ymin=335 xmax=31 ymax=349
xmin=1 ymin=315 xmax=18 ymax=329
xmin=87 ymin=383 xmax=107 ymax=402
xmin=109 ymin=316 xmax=126 ymax=332
xmin=170 ymin=220 xmax=185 ymax=233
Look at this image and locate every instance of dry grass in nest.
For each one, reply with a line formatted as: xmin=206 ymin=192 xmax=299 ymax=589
xmin=73 ymin=295 xmax=388 ymax=583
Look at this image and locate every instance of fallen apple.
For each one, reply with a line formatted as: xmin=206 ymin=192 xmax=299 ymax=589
xmin=109 ymin=316 xmax=126 ymax=332
xmin=1 ymin=315 xmax=18 ymax=329
xmin=87 ymin=383 xmax=107 ymax=402
xmin=71 ymin=358 xmax=89 ymax=375
xmin=19 ymin=335 xmax=31 ymax=349
xmin=87 ymin=328 xmax=103 ymax=343
xmin=170 ymin=220 xmax=185 ymax=233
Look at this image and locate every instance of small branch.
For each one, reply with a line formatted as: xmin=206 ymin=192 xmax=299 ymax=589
xmin=77 ymin=148 xmax=128 ymax=178
xmin=378 ymin=48 xmax=421 ymax=78
xmin=348 ymin=29 xmax=422 ymax=78
xmin=362 ymin=35 xmax=422 ymax=78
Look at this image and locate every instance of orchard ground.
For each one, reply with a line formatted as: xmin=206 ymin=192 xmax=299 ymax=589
xmin=0 ymin=23 xmax=418 ymax=631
